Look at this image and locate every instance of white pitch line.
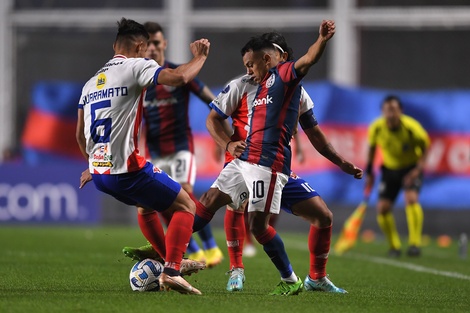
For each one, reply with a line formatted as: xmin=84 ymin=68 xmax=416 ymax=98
xmin=346 ymin=253 xmax=470 ymax=281
xmin=283 ymin=239 xmax=470 ymax=281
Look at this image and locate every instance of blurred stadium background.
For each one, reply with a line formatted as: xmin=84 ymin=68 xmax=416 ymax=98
xmin=0 ymin=0 xmax=469 ymax=237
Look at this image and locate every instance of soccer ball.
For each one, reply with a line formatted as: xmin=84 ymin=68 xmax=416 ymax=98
xmin=129 ymin=258 xmax=164 ymax=292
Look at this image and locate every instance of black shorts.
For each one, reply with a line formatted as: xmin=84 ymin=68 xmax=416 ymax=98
xmin=378 ymin=165 xmax=423 ymax=202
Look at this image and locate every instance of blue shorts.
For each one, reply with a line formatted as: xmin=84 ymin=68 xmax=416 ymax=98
xmin=280 ymin=173 xmax=319 ymax=214
xmin=91 ymin=162 xmax=181 ymax=211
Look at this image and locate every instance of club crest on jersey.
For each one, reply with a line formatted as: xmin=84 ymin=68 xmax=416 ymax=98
xmin=153 ymin=165 xmax=162 ymax=173
xmin=96 ymin=73 xmax=106 ymax=89
xmin=266 ymin=73 xmax=275 ymax=88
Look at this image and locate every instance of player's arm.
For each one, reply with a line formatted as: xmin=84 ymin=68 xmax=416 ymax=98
xmin=292 ymin=131 xmax=305 ymax=164
xmin=404 ymin=125 xmax=430 ymax=187
xmin=206 ymin=109 xmax=246 ymax=159
xmin=294 ymin=20 xmax=335 ymax=77
xmin=302 ymin=123 xmax=362 ymax=179
xmin=365 ymin=142 xmax=377 ymax=192
xmin=199 ymin=86 xmax=216 ymax=106
xmin=299 ymin=109 xmax=362 ymax=178
xmin=157 ymin=39 xmax=210 ymax=86
xmin=76 ymin=108 xmax=88 ymax=160
xmin=75 ymin=108 xmax=92 ymax=188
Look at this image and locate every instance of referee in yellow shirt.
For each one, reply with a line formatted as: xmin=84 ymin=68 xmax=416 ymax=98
xmin=365 ymin=95 xmax=430 ymax=257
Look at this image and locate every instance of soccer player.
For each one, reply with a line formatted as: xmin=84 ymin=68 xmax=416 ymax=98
xmin=122 ymin=21 xmax=224 ymax=267
xmin=198 ymin=20 xmax=361 ymax=295
xmin=75 ymin=18 xmax=211 ymax=295
xmin=365 ymin=95 xmax=430 ymax=257
xmin=202 ymin=30 xmax=361 ymax=294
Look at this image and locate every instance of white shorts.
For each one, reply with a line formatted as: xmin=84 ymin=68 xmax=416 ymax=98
xmin=211 ymin=158 xmax=288 ymax=214
xmin=152 ymin=150 xmax=196 ymax=186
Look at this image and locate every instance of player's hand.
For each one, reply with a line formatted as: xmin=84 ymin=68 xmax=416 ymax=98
xmin=340 ymin=161 xmax=363 ymax=179
xmin=190 ymin=38 xmax=210 ymax=58
xmin=319 ymin=20 xmax=335 ymax=41
xmin=79 ymin=168 xmax=92 ymax=189
xmin=227 ymin=140 xmax=247 ymax=159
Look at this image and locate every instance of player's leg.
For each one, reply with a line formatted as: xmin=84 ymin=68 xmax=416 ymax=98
xmin=193 ymin=187 xmax=232 ymax=231
xmin=280 ymin=174 xmax=346 ymax=293
xmin=92 ymin=170 xmax=167 ymax=261
xmin=193 ymin=161 xmax=248 ymax=232
xmin=242 ymin=210 xmax=257 ymax=257
xmin=225 ymin=205 xmax=246 ymax=291
xmin=131 ymin=163 xmax=202 ymax=294
xmin=290 ymin=196 xmax=346 ymax=293
xmin=243 ymin=161 xmax=302 ymax=295
xmin=184 ymin=186 xmax=224 ymax=268
xmin=169 ymin=151 xmax=214 ymax=264
xmin=377 ymin=167 xmax=402 ymax=257
xmin=403 ymin=170 xmax=424 ymax=256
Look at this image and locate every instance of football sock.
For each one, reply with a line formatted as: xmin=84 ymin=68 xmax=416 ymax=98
xmin=255 ymin=226 xmax=294 ymax=279
xmin=377 ymin=212 xmax=401 ymax=250
xmin=137 ymin=211 xmax=166 ymax=259
xmin=193 ymin=200 xmax=214 ymax=232
xmin=405 ymin=203 xmax=424 ymax=246
xmin=186 ymin=237 xmax=202 ymax=254
xmin=308 ymin=225 xmax=332 ymax=280
xmin=165 ymin=211 xmax=194 ymax=271
xmin=225 ymin=209 xmax=245 ymax=269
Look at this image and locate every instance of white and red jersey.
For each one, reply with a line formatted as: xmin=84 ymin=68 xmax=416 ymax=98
xmin=210 ymin=72 xmax=314 ymax=166
xmin=78 ymin=55 xmax=162 ymax=174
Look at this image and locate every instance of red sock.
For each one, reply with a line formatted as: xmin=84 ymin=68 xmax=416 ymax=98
xmin=164 ymin=211 xmax=194 ymax=271
xmin=224 ymin=209 xmax=245 ymax=269
xmin=195 ymin=199 xmax=215 ymax=221
xmin=308 ymin=225 xmax=332 ymax=280
xmin=254 ymin=226 xmax=277 ymax=245
xmin=137 ymin=211 xmax=166 ymax=258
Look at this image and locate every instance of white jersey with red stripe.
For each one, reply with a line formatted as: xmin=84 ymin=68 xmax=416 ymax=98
xmin=210 ymin=73 xmax=314 ymax=165
xmin=78 ymin=55 xmax=162 ymax=174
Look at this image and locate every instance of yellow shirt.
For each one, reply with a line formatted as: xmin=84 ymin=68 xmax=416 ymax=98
xmin=368 ymin=115 xmax=430 ymax=170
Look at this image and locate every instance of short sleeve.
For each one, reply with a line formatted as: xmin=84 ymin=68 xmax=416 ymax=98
xmin=133 ymin=58 xmax=161 ymax=88
xmin=210 ymin=76 xmax=247 ymax=118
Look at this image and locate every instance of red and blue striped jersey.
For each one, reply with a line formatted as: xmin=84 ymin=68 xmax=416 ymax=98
xmin=143 ymin=61 xmax=206 ymax=158
xmin=211 ymin=73 xmax=314 ymax=169
xmin=240 ymin=61 xmax=302 ymax=175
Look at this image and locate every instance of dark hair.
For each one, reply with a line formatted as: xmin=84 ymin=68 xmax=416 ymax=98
xmin=115 ymin=17 xmax=149 ymax=44
xmin=382 ymin=95 xmax=403 ymax=109
xmin=240 ymin=36 xmax=276 ymax=56
xmin=261 ymin=31 xmax=294 ymax=61
xmin=143 ymin=21 xmax=164 ymax=35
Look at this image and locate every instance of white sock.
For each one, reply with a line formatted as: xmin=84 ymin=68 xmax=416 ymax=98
xmin=281 ymin=272 xmax=298 ymax=283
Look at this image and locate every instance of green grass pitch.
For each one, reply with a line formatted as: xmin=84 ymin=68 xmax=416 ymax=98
xmin=0 ymin=226 xmax=469 ymax=313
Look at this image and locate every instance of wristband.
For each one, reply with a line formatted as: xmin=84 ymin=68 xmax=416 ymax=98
xmin=225 ymin=140 xmax=233 ymax=152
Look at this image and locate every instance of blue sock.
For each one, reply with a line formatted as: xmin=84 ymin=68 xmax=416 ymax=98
xmin=262 ymin=234 xmax=293 ymax=279
xmin=197 ymin=225 xmax=217 ymax=250
xmin=192 ymin=214 xmax=209 ymax=232
xmin=186 ymin=236 xmax=201 ymax=254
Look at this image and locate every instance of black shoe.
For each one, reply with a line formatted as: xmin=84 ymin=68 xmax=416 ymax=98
xmin=407 ymin=245 xmax=421 ymax=257
xmin=388 ymin=248 xmax=401 ymax=258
